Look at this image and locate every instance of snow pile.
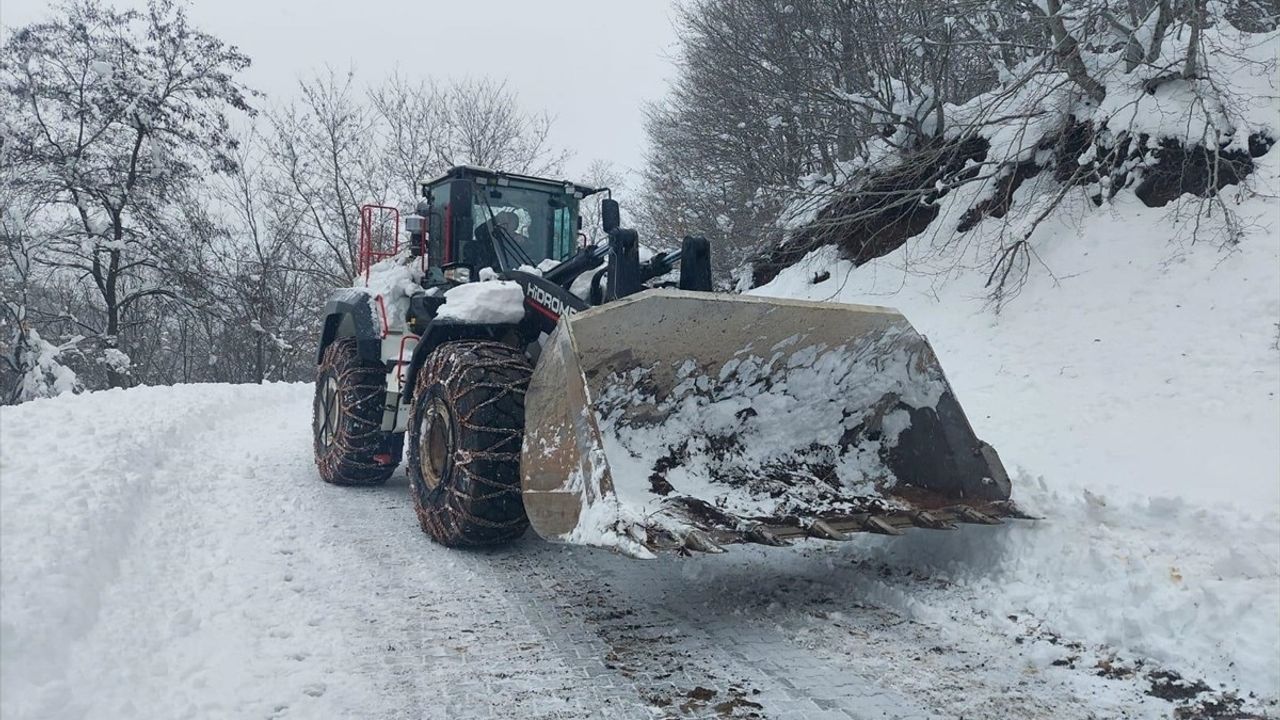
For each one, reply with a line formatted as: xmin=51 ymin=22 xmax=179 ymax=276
xmin=591 ymin=329 xmax=945 ymax=525
xmin=98 ymin=347 xmax=131 ymax=376
xmin=0 ymin=384 xmax=403 ymax=719
xmin=355 ymin=250 xmax=423 ymax=333
xmin=747 ymin=71 xmax=1280 ymax=700
xmin=436 ymin=280 xmax=525 ymax=324
xmin=848 ymin=479 xmax=1280 ymax=703
xmin=0 ymin=384 xmax=294 ymax=718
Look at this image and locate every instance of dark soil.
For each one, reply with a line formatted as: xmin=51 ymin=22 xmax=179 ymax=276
xmin=648 ymin=441 xmax=688 ymax=496
xmin=1149 ymin=670 xmax=1213 ymax=702
xmin=748 ymin=118 xmax=1275 ymax=288
xmin=752 ymin=135 xmax=988 ymax=287
xmin=1018 ymin=622 xmax=1272 ymax=720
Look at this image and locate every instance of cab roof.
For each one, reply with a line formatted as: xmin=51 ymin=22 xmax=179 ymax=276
xmin=421 ymin=165 xmax=601 ymax=198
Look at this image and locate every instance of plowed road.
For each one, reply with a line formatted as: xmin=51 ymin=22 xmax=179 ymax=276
xmin=1 ymin=384 xmax=1266 ymax=719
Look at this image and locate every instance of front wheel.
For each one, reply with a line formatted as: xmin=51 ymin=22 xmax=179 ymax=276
xmin=407 ymin=341 xmax=531 ymax=547
xmin=313 ymin=337 xmax=400 ymax=486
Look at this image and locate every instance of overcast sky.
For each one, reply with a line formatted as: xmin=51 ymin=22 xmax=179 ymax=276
xmin=1 ymin=0 xmax=682 ymax=184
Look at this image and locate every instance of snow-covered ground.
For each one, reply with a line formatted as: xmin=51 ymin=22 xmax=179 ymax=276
xmin=3 ymin=382 xmax=1272 ymax=719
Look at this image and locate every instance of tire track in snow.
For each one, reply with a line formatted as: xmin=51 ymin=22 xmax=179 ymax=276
xmin=257 ymin=387 xmax=1213 ymax=720
xmin=485 ymin=545 xmax=939 ymax=719
xmin=1 ymin=385 xmax=289 ymax=720
xmin=303 ymin=477 xmax=618 ymax=720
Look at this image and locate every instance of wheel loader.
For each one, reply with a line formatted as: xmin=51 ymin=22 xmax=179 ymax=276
xmin=312 ymin=166 xmax=1025 ymax=557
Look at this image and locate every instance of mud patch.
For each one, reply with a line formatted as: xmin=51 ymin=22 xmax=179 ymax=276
xmin=1014 ymin=621 xmax=1274 ymax=720
xmin=648 ymin=685 xmax=764 ymax=719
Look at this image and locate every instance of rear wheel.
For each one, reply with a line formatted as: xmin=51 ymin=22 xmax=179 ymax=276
xmin=313 ymin=337 xmax=400 ymax=486
xmin=407 ymin=341 xmax=531 ymax=547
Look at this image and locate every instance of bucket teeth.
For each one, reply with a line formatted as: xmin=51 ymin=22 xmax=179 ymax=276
xmin=911 ymin=511 xmax=957 ymax=530
xmin=746 ymin=526 xmax=791 ymax=546
xmin=806 ymin=519 xmax=849 ymax=541
xmin=682 ymin=529 xmax=726 ymax=554
xmin=953 ymin=506 xmax=1003 ymax=525
xmin=989 ymin=500 xmax=1037 ymax=520
xmin=861 ymin=515 xmax=905 ymax=536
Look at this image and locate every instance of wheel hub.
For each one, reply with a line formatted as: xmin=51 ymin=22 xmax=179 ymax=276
xmin=419 ymin=396 xmax=453 ymax=490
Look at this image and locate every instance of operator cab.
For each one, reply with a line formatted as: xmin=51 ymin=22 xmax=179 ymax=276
xmin=412 ymin=166 xmax=601 ymax=280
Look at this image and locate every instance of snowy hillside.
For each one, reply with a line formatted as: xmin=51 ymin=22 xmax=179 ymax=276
xmin=750 ymin=104 xmax=1280 ymax=704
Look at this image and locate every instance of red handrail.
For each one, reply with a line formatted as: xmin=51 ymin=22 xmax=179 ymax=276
xmin=358 ymin=204 xmax=401 ymax=282
xmin=396 ymin=333 xmax=418 ymax=384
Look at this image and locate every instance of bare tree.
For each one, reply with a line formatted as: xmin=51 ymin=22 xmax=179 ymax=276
xmin=207 ymin=127 xmax=326 ymax=383
xmin=577 ymin=159 xmax=627 ymax=245
xmin=263 ymin=68 xmax=386 ymax=284
xmin=370 ymin=73 xmax=452 ymax=202
xmin=264 ymin=70 xmax=570 ymax=286
xmin=437 ymin=78 xmax=569 ymax=177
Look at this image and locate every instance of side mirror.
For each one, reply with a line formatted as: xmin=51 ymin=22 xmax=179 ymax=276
xmin=601 ymin=198 xmax=621 ymax=233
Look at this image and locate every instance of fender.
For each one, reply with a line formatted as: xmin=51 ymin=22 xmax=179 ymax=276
xmin=317 ymin=292 xmax=381 ymax=364
xmin=401 ymin=273 xmax=590 ymax=401
xmin=401 ymin=319 xmax=520 ymax=402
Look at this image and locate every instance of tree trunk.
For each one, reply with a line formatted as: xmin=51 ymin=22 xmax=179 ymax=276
xmin=104 ymin=248 xmax=128 ymax=389
xmin=256 ymin=333 xmax=265 ymax=384
xmin=1183 ymin=0 xmax=1206 ymax=79
xmin=1045 ymin=0 xmax=1107 ymax=104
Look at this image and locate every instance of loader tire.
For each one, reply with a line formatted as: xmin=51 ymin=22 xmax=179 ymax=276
xmin=407 ymin=340 xmax=531 ymax=547
xmin=313 ymin=337 xmax=400 ymax=486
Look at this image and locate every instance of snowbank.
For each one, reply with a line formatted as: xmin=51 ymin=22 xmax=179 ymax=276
xmin=354 ymin=250 xmax=424 ymax=333
xmin=0 ymin=383 xmax=304 ymax=718
xmin=759 ymin=23 xmax=1278 ymax=289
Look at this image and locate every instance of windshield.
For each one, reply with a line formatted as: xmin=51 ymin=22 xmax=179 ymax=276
xmin=473 ymin=185 xmax=576 ymax=270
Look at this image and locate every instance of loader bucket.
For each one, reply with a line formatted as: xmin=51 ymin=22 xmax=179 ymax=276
xmin=521 ymin=289 xmax=1020 ymax=557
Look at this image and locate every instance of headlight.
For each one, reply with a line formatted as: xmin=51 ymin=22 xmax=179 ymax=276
xmin=443 ymin=266 xmax=471 ymax=283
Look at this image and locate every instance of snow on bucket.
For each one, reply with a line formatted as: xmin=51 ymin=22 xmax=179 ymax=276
xmin=521 ymin=289 xmax=1013 ymax=557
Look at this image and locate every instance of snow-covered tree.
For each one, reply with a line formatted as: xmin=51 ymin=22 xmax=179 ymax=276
xmin=0 ymin=197 xmax=83 ymax=402
xmin=1 ymin=0 xmax=252 ymax=388
xmin=8 ymin=327 xmax=84 ymax=402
